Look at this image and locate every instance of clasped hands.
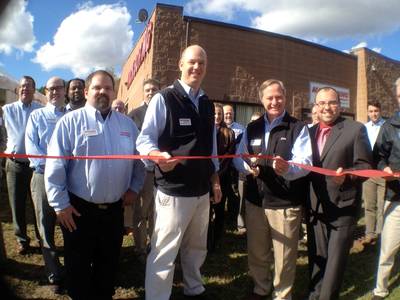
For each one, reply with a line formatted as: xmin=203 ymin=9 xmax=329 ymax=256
xmin=149 ymin=150 xmax=179 ymax=172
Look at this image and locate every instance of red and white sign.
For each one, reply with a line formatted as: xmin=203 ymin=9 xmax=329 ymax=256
xmin=309 ymin=81 xmax=350 ymax=108
xmin=126 ymin=21 xmax=153 ymax=89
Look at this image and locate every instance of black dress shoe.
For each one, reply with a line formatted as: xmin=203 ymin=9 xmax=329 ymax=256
xmin=184 ymin=291 xmax=219 ymax=299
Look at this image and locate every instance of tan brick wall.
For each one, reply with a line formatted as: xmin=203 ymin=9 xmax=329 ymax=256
xmin=187 ymin=21 xmax=358 ymax=119
xmin=120 ymin=5 xmax=386 ymax=121
xmin=353 ymin=48 xmax=368 ymax=122
xmin=118 ymin=10 xmax=157 ymax=112
xmin=365 ymin=49 xmax=400 ymax=119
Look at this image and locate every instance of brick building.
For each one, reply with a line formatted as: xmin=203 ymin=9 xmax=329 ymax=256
xmin=118 ymin=4 xmax=400 ymax=125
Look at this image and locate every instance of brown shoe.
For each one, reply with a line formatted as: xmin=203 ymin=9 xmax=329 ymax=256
xmin=363 ymin=236 xmax=377 ymax=245
xmin=350 ymin=239 xmax=365 ymax=253
xmin=243 ymin=292 xmax=266 ymax=300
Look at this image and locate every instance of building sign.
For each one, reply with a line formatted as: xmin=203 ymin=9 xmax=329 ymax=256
xmin=126 ymin=21 xmax=153 ymax=89
xmin=309 ymin=81 xmax=350 ymax=108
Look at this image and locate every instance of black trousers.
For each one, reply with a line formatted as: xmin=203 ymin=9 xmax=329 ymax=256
xmin=307 ymin=219 xmax=355 ymax=300
xmin=62 ymin=193 xmax=124 ymax=300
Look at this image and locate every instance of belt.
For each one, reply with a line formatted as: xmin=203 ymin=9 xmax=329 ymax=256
xmin=69 ymin=192 xmax=122 ymax=210
xmin=8 ymin=157 xmax=30 ymax=166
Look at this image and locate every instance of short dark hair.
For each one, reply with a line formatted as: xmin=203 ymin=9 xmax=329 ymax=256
xmin=314 ymin=86 xmax=340 ymax=102
xmin=143 ymin=78 xmax=160 ymax=89
xmin=367 ymin=101 xmax=381 ymax=109
xmin=21 ymin=75 xmax=36 ymax=89
xmin=85 ymin=70 xmax=115 ymax=90
xmin=66 ymin=78 xmax=84 ymax=91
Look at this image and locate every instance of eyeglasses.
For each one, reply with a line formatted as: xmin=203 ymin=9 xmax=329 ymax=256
xmin=315 ymin=100 xmax=339 ymax=108
xmin=46 ymin=86 xmax=64 ymax=92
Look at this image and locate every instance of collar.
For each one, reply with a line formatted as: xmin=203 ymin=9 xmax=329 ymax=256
xmin=370 ymin=118 xmax=384 ymax=126
xmin=17 ymin=99 xmax=32 ymax=108
xmin=46 ymin=102 xmax=65 ymax=113
xmin=84 ymin=103 xmax=112 ymax=120
xmin=178 ymin=79 xmax=205 ymax=99
xmin=264 ymin=110 xmax=286 ymax=127
xmin=319 ymin=122 xmax=333 ymax=129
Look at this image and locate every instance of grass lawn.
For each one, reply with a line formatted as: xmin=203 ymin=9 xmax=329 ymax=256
xmin=1 ymin=190 xmax=400 ymax=299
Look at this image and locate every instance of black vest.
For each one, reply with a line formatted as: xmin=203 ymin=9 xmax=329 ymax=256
xmin=243 ymin=113 xmax=308 ymax=208
xmin=156 ymin=80 xmax=215 ymax=197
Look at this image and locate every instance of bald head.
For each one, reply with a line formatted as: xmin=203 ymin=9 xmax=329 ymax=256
xmin=111 ymin=99 xmax=126 ymax=114
xmin=45 ymin=76 xmax=65 ymax=107
xmin=179 ymin=45 xmax=207 ymax=92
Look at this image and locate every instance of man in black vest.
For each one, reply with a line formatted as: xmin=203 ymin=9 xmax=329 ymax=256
xmin=234 ymin=79 xmax=312 ymax=300
xmin=136 ymin=45 xmax=222 ymax=300
xmin=127 ymin=78 xmax=160 ymax=262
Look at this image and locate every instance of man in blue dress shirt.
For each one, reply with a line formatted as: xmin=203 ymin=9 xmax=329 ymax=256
xmin=45 ymin=70 xmax=144 ymax=299
xmin=137 ymin=45 xmax=222 ymax=300
xmin=25 ymin=76 xmax=66 ymax=294
xmin=233 ymin=79 xmax=312 ymax=300
xmin=3 ymin=76 xmax=42 ymax=254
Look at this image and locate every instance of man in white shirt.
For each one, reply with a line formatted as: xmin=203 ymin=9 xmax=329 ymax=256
xmin=361 ymin=101 xmax=385 ymax=246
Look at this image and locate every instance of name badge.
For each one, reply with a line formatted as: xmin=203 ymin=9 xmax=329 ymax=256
xmin=84 ymin=129 xmax=98 ymax=137
xmin=250 ymin=139 xmax=262 ymax=146
xmin=120 ymin=131 xmax=131 ymax=137
xmin=0 ymin=117 xmax=2 ymax=126
xmin=179 ymin=118 xmax=192 ymax=126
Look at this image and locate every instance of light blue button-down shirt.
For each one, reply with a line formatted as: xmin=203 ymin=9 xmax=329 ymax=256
xmin=25 ymin=103 xmax=66 ymax=173
xmin=136 ymin=79 xmax=219 ymax=171
xmin=45 ymin=104 xmax=145 ymax=211
xmin=3 ymin=100 xmax=43 ymax=161
xmin=228 ymin=121 xmax=245 ymax=140
xmin=233 ymin=111 xmax=312 ymax=181
xmin=365 ymin=118 xmax=385 ymax=150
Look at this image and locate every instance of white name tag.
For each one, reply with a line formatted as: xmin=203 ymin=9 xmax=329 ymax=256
xmin=179 ymin=118 xmax=192 ymax=126
xmin=84 ymin=129 xmax=98 ymax=137
xmin=250 ymin=139 xmax=262 ymax=146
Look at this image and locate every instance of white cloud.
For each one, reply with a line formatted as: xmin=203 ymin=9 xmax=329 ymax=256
xmin=351 ymin=41 xmax=368 ymax=50
xmin=185 ymin=0 xmax=400 ymax=40
xmin=372 ymin=47 xmax=382 ymax=53
xmin=0 ymin=0 xmax=36 ymax=54
xmin=343 ymin=42 xmax=382 ymax=54
xmin=33 ymin=3 xmax=133 ymax=76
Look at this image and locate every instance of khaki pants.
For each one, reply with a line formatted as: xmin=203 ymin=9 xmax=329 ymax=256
xmin=374 ymin=201 xmax=400 ymax=298
xmin=246 ymin=200 xmax=302 ymax=300
xmin=133 ymin=171 xmax=155 ymax=253
xmin=145 ymin=190 xmax=209 ymax=300
xmin=362 ymin=177 xmax=385 ymax=238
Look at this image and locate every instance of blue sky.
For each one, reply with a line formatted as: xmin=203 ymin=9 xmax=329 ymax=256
xmin=1 ymin=0 xmax=399 ymax=88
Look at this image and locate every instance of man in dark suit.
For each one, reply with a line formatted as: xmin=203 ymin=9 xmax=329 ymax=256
xmin=129 ymin=79 xmax=160 ymax=130
xmin=127 ymin=78 xmax=160 ymax=261
xmin=306 ymin=87 xmax=373 ymax=300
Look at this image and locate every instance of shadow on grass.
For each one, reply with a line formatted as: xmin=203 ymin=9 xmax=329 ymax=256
xmin=1 ymin=258 xmax=45 ymax=282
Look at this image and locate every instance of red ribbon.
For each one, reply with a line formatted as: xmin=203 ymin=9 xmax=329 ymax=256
xmin=0 ymin=152 xmax=391 ymax=178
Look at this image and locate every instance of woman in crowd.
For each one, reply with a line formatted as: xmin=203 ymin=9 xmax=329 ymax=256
xmin=208 ymin=103 xmax=236 ymax=252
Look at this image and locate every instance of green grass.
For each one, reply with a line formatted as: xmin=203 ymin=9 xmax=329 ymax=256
xmin=1 ymin=192 xmax=400 ymax=299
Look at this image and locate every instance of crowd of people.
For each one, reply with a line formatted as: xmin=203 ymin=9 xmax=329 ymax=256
xmin=0 ymin=44 xmax=400 ymax=300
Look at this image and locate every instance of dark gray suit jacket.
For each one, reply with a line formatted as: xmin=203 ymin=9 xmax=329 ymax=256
xmin=308 ymin=117 xmax=373 ymax=226
xmin=128 ymin=103 xmax=148 ymax=131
